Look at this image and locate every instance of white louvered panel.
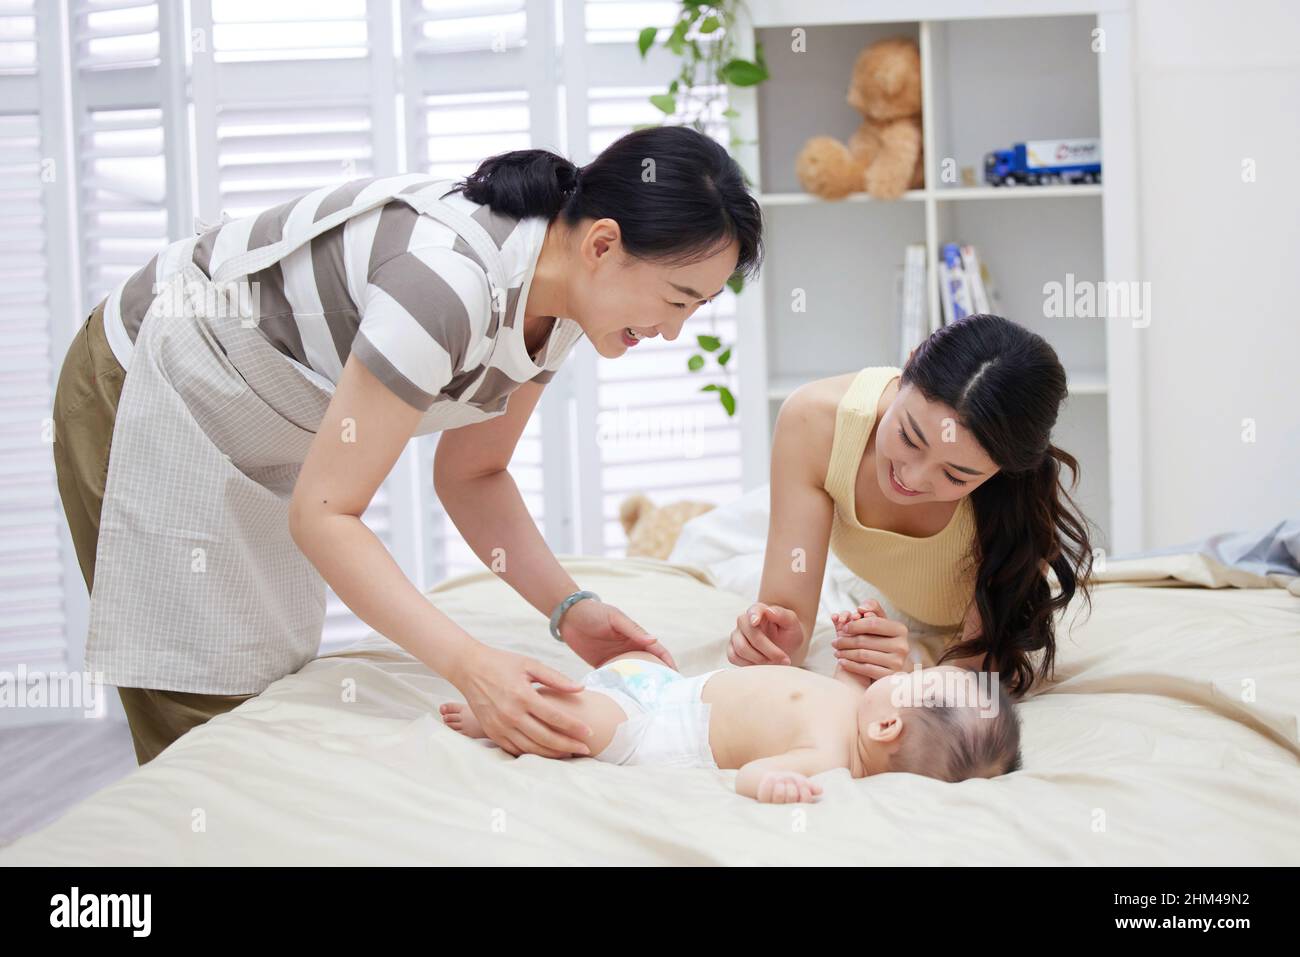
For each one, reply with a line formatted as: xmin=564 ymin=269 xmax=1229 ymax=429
xmin=0 ymin=0 xmax=37 ymax=75
xmin=72 ymin=0 xmax=159 ymax=72
xmin=0 ymin=111 xmax=67 ymax=672
xmin=584 ymin=79 xmax=742 ymax=554
xmin=216 ymin=101 xmax=378 ymax=218
xmin=584 ymin=0 xmax=677 ymax=44
xmin=211 ymin=0 xmax=368 ymax=63
xmin=421 ymin=91 xmax=530 ymax=180
xmin=596 ymin=304 xmax=743 ymax=553
xmin=408 ymin=0 xmax=526 ymax=56
xmin=77 ymin=107 xmax=168 ymax=306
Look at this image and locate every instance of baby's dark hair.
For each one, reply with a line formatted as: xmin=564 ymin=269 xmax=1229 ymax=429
xmin=890 ymin=681 xmax=1022 ymax=781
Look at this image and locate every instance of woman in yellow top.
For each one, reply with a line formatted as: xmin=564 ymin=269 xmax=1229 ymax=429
xmin=728 ymin=314 xmax=1095 ymax=696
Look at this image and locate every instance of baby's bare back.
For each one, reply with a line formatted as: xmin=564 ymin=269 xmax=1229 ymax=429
xmin=701 ymin=665 xmax=857 ymax=770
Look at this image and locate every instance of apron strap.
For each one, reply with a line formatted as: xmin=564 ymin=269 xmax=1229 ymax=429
xmin=400 ymin=190 xmax=509 ymax=326
xmin=209 ymin=181 xmax=510 ymax=332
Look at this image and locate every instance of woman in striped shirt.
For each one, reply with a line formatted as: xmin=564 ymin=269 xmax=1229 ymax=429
xmin=53 ymin=125 xmax=764 ymax=763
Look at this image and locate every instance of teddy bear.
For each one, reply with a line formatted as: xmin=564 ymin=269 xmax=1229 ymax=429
xmin=794 ymin=36 xmax=924 ymax=201
xmin=619 ymin=493 xmax=715 ymax=561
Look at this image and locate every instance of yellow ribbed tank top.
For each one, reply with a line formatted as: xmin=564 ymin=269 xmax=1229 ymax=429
xmin=824 ymin=366 xmax=978 ymax=627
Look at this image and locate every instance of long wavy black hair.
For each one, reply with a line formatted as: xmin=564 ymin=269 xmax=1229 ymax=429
xmin=450 ymin=125 xmax=763 ymax=281
xmin=902 ymin=314 xmax=1097 ymax=696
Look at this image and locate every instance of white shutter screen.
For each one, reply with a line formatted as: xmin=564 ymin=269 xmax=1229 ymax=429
xmin=577 ymin=4 xmax=743 ymax=554
xmin=1 ymin=0 xmax=66 ymax=678
xmin=69 ymin=0 xmax=174 ymax=311
xmin=0 ymin=0 xmax=37 ymax=73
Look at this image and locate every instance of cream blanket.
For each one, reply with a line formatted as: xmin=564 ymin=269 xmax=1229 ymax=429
xmin=3 ymin=554 xmax=1297 ymax=865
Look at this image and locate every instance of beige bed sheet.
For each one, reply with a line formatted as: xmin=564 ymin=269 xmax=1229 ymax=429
xmin=3 ymin=554 xmax=1297 ymax=865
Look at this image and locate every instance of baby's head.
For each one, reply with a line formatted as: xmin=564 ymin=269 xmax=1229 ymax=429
xmin=855 ymin=665 xmax=1021 ymax=781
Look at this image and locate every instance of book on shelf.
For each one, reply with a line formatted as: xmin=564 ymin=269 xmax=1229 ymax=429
xmin=959 ymin=244 xmax=990 ymax=313
xmin=896 ymin=244 xmax=928 ymax=365
xmin=940 ymin=243 xmax=973 ymax=324
xmin=938 ymin=242 xmax=1000 ymax=324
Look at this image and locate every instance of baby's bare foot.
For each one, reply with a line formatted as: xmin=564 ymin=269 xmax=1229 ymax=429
xmin=440 ymin=701 xmax=487 ymax=739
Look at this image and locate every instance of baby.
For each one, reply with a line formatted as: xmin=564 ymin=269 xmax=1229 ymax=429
xmin=441 ymin=645 xmax=1022 ymax=804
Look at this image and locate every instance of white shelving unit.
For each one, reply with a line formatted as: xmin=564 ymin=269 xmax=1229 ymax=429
xmin=728 ymin=0 xmax=1143 ymax=553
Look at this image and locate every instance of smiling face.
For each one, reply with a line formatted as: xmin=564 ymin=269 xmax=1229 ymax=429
xmin=874 ymin=381 xmax=1000 ymax=504
xmin=563 ymin=217 xmax=740 ymax=358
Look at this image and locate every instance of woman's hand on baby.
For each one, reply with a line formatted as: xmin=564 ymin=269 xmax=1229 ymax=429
xmin=728 ymin=602 xmax=802 ymax=667
xmin=756 ymin=770 xmax=823 ymax=804
xmin=560 ymin=599 xmax=678 ymax=670
xmin=450 ymin=643 xmax=594 ymax=758
xmin=831 ymin=599 xmax=910 ymax=682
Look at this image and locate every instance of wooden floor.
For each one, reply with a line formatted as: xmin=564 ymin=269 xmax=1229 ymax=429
xmin=0 ymin=715 xmax=138 ymax=849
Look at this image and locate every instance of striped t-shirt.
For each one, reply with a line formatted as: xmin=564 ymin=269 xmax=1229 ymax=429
xmin=101 ymin=173 xmax=585 ymax=433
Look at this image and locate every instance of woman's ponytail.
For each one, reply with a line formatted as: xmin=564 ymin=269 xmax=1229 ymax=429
xmin=939 ymin=443 xmax=1095 ymax=696
xmin=455 ymin=149 xmax=581 ymax=220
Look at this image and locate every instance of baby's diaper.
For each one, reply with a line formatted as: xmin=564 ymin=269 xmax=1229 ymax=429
xmin=581 ymin=659 xmax=721 ymax=769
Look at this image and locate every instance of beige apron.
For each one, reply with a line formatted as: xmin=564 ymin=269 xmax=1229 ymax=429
xmin=85 ymin=183 xmax=509 ymax=695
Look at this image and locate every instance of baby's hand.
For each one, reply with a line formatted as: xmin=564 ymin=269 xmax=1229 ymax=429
xmin=831 ymin=600 xmax=910 ymax=682
xmin=830 ymin=606 xmax=869 ymax=634
xmin=756 ymin=770 xmax=823 ymax=804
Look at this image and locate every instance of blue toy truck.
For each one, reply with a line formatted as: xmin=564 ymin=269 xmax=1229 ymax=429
xmin=984 ymin=139 xmax=1102 ymax=186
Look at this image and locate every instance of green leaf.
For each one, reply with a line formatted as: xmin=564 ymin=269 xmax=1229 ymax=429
xmin=649 ymin=93 xmax=677 ymax=115
xmin=700 ymin=15 xmax=720 ymax=34
xmin=632 ymin=122 xmax=662 ymax=131
xmin=720 ymin=58 xmax=769 ymax=86
xmin=697 ymin=334 xmax=721 ymax=352
xmin=716 ymin=347 xmax=731 ymax=367
xmin=702 ymin=384 xmax=736 ymax=415
xmin=669 ymin=78 xmax=679 ymax=94
xmin=726 ymin=273 xmax=745 ymax=295
xmin=755 ymin=39 xmax=768 ymax=69
xmin=637 ymin=27 xmax=657 ymax=59
xmin=687 ymin=354 xmax=705 ymax=372
xmin=722 ymin=107 xmax=739 ymax=119
xmin=667 ymin=19 xmax=689 ymax=55
xmin=718 ymin=386 xmax=736 ymax=416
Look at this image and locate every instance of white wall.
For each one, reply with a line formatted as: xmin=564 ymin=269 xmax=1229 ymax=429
xmin=1133 ymin=0 xmax=1300 ymax=547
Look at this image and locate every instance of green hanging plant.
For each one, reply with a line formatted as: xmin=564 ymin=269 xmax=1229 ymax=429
xmin=687 ymin=334 xmax=735 ymax=416
xmin=637 ymin=2 xmax=766 ymax=417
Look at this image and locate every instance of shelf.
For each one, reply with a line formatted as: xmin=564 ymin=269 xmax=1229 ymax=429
xmin=734 ymin=6 xmax=1139 ymax=552
xmin=749 ymin=0 xmax=1111 ymax=29
xmin=760 ymin=185 xmax=1101 ymax=206
xmin=935 ymin=185 xmax=1102 ymax=201
xmin=1064 ymin=370 xmax=1108 ymax=395
xmin=760 ymin=189 xmax=926 ymax=206
xmin=767 ymin=370 xmax=1108 ymax=402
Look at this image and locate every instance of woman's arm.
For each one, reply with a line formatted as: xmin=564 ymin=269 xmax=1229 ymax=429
xmin=289 ymin=352 xmax=477 ymax=679
xmin=433 ymin=379 xmax=675 ymax=669
xmin=290 ymin=355 xmax=592 ymax=758
xmin=751 ymin=383 xmax=838 ymax=666
xmin=432 ymin=380 xmax=578 ymax=619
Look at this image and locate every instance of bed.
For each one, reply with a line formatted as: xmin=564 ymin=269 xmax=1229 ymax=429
xmin=2 ymin=545 xmax=1298 ymax=865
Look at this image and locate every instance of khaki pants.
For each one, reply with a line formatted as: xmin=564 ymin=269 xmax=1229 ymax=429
xmin=52 ymin=300 xmax=252 ymax=765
